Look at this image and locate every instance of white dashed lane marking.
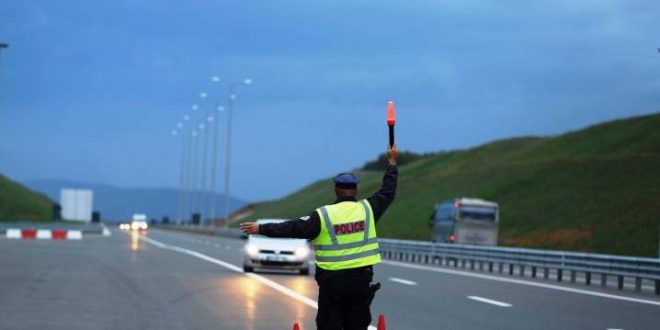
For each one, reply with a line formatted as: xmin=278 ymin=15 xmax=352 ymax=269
xmin=388 ymin=277 xmax=417 ymax=286
xmin=467 ymin=296 xmax=512 ymax=307
xmin=138 ymin=235 xmax=377 ymax=330
xmin=382 ymin=260 xmax=660 ymax=307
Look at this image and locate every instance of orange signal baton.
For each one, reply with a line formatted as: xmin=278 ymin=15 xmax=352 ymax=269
xmin=387 ymin=101 xmax=396 ymax=147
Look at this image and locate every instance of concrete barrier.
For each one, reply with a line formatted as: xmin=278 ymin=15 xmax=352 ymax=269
xmin=4 ymin=228 xmax=84 ymax=240
xmin=36 ymin=229 xmax=52 ymax=239
xmin=6 ymin=229 xmax=21 ymax=239
xmin=67 ymin=230 xmax=83 ymax=240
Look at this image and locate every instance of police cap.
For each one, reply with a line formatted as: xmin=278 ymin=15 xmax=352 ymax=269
xmin=333 ymin=172 xmax=359 ymax=189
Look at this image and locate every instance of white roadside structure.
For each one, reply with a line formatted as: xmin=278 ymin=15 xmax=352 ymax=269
xmin=60 ymin=189 xmax=94 ymax=222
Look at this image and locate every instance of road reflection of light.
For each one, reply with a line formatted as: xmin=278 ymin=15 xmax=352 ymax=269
xmin=237 ymin=277 xmax=260 ymax=330
xmin=130 ymin=231 xmax=140 ymax=251
xmin=288 ymin=276 xmax=314 ymax=329
xmin=287 ymin=277 xmax=315 ymax=297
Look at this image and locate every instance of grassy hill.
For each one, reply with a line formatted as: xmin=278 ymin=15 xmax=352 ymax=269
xmin=0 ymin=174 xmax=53 ymax=221
xmin=245 ymin=112 xmax=660 ymax=257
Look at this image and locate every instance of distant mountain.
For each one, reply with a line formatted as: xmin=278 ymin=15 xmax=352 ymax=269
xmin=25 ymin=179 xmax=247 ymax=223
xmin=0 ymin=174 xmax=53 ymax=221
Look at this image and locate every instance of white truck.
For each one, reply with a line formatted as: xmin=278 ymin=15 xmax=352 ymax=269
xmin=428 ymin=198 xmax=500 ymax=246
xmin=60 ymin=189 xmax=94 ymax=222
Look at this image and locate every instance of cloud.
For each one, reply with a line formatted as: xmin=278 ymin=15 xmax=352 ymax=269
xmin=1 ymin=0 xmax=659 ymax=200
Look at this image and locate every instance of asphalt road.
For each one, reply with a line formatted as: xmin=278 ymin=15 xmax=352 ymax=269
xmin=1 ymin=229 xmax=659 ymax=330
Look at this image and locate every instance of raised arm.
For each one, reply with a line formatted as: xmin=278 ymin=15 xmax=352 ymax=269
xmin=367 ymin=144 xmax=398 ymax=222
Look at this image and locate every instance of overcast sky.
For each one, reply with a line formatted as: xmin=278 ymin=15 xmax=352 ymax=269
xmin=1 ymin=0 xmax=659 ymax=201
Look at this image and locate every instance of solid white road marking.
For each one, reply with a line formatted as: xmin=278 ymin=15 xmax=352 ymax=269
xmin=381 ymin=260 xmax=660 ymax=307
xmin=467 ymin=296 xmax=512 ymax=307
xmin=138 ymin=235 xmax=377 ymax=330
xmin=606 ymin=328 xmax=623 ymax=330
xmin=389 ymin=277 xmax=417 ymax=286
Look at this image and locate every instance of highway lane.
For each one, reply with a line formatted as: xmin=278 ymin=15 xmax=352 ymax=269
xmin=0 ymin=231 xmax=316 ymax=330
xmin=2 ymin=228 xmax=660 ymax=329
xmin=147 ymin=229 xmax=660 ymax=330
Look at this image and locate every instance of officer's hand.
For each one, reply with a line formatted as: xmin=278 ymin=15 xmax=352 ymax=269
xmin=388 ymin=144 xmax=397 ymax=166
xmin=239 ymin=222 xmax=259 ymax=235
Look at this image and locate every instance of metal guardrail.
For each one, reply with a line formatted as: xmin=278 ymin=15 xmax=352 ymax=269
xmin=378 ymin=238 xmax=660 ymax=295
xmin=154 ymin=225 xmax=660 ymax=295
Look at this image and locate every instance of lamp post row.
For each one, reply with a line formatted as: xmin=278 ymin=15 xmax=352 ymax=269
xmin=0 ymin=43 xmax=8 ymax=96
xmin=172 ymin=76 xmax=250 ymax=226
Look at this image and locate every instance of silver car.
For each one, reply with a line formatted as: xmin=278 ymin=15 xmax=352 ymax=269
xmin=243 ymin=219 xmax=312 ymax=275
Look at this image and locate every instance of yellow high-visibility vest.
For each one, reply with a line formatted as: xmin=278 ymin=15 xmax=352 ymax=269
xmin=312 ymin=200 xmax=381 ymax=270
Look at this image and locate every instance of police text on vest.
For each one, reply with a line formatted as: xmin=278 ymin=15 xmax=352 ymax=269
xmin=334 ymin=220 xmax=365 ymax=235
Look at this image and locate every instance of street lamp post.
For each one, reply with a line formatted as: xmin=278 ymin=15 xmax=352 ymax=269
xmin=190 ymin=128 xmax=200 ymax=223
xmin=198 ymin=92 xmax=210 ymax=226
xmin=197 ymin=121 xmax=207 ymax=226
xmin=0 ymin=43 xmax=8 ymax=105
xmin=209 ymin=76 xmax=223 ymax=225
xmin=188 ymin=103 xmax=204 ymax=223
xmin=223 ymin=78 xmax=251 ymax=225
xmin=209 ymin=104 xmax=224 ymax=224
xmin=180 ymin=115 xmax=192 ymax=224
xmin=205 ymin=112 xmax=215 ymax=225
xmin=174 ymin=122 xmax=186 ymax=224
xmin=0 ymin=43 xmax=7 ymax=72
xmin=0 ymin=43 xmax=8 ymax=74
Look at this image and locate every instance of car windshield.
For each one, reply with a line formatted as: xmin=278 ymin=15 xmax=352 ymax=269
xmin=434 ymin=203 xmax=456 ymax=220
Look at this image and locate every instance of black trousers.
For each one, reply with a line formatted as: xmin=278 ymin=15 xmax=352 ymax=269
xmin=316 ymin=267 xmax=374 ymax=330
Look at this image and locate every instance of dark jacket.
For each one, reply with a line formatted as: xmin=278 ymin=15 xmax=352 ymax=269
xmin=259 ymin=165 xmax=398 ymax=282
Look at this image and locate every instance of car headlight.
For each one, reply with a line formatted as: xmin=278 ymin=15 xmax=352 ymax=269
xmin=245 ymin=244 xmax=259 ymax=256
xmin=295 ymin=246 xmax=310 ymax=258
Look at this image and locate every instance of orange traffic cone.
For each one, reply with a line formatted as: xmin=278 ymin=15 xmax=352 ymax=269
xmin=377 ymin=314 xmax=386 ymax=330
xmin=292 ymin=322 xmax=300 ymax=330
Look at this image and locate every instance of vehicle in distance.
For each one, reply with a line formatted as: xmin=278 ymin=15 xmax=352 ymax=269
xmin=243 ymin=219 xmax=311 ymax=275
xmin=130 ymin=213 xmax=148 ymax=231
xmin=428 ymin=197 xmax=499 ymax=246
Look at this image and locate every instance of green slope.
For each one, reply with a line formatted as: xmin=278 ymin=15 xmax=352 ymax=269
xmin=246 ymin=112 xmax=660 ymax=257
xmin=0 ymin=174 xmax=53 ymax=221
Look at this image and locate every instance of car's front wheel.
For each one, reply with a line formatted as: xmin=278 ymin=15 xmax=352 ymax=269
xmin=243 ymin=264 xmax=254 ymax=273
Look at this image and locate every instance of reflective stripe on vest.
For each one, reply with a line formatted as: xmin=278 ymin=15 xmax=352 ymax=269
xmin=313 ymin=237 xmax=379 ymax=251
xmin=314 ymin=248 xmax=381 ymax=262
xmin=312 ymin=199 xmax=381 ymax=270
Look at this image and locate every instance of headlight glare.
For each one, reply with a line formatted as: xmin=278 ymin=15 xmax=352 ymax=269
xmin=295 ymin=247 xmax=309 ymax=258
xmin=245 ymin=244 xmax=259 ymax=256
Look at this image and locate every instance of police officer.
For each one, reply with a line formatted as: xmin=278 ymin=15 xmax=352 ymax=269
xmin=240 ymin=144 xmax=397 ymax=330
